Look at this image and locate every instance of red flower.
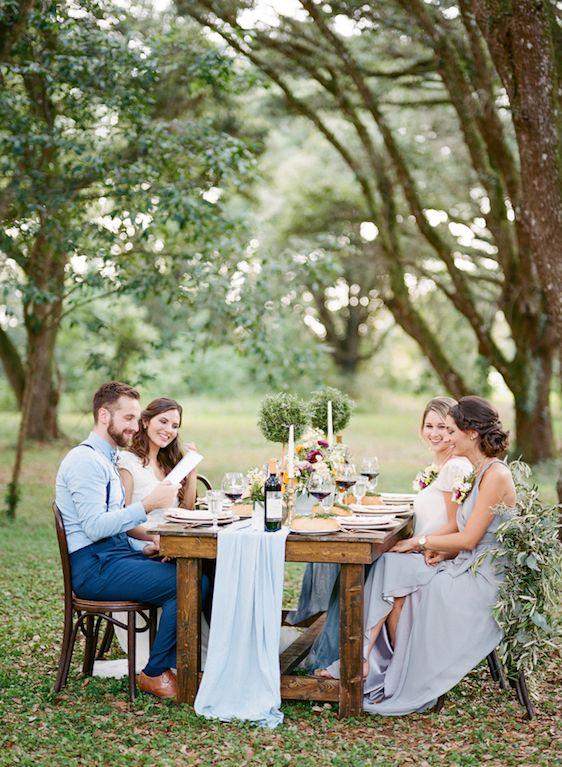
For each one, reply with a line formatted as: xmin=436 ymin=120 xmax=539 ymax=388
xmin=306 ymin=449 xmax=323 ymax=463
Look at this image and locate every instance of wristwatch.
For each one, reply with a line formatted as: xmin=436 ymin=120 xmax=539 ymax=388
xmin=418 ymin=535 xmax=427 ymax=551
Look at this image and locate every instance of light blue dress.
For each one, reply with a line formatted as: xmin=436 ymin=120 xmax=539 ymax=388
xmin=302 ymin=457 xmax=470 ymax=668
xmin=326 ymin=460 xmax=506 ymax=715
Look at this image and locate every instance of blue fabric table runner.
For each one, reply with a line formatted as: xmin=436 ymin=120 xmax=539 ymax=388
xmin=194 ymin=523 xmax=289 ymax=728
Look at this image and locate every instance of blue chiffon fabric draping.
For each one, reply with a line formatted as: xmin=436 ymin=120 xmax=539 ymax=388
xmin=194 ymin=523 xmax=289 ymax=728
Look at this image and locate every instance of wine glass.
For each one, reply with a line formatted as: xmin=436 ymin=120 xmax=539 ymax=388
xmin=308 ymin=472 xmax=335 ymax=513
xmin=335 ymin=463 xmax=357 ymax=505
xmin=221 ymin=472 xmax=246 ymax=504
xmin=354 ymin=475 xmax=368 ymax=505
xmin=360 ymin=457 xmax=380 ymax=493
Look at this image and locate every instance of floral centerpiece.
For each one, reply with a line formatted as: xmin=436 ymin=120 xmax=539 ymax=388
xmin=293 ymin=427 xmax=338 ymax=493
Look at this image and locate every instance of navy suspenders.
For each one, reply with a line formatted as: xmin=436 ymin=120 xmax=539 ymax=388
xmin=81 ymin=443 xmax=111 ymax=510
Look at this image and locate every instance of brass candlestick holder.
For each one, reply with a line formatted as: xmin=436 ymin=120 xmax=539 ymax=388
xmin=284 ymin=476 xmax=296 ymax=527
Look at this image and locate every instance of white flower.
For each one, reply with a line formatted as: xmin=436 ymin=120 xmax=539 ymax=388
xmin=413 ymin=463 xmax=439 ymax=491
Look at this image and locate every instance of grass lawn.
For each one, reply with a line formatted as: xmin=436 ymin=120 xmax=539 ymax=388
xmin=0 ymin=392 xmax=560 ymax=766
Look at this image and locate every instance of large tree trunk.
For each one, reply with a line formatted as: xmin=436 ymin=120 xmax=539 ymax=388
xmin=511 ymin=361 xmax=554 ymax=464
xmin=24 ymin=322 xmax=61 ymax=440
xmin=21 ymin=227 xmax=65 ymax=441
xmin=472 ymin=0 xmax=562 ymax=341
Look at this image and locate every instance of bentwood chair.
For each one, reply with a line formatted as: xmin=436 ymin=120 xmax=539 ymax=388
xmin=52 ymin=503 xmax=157 ymax=702
xmin=196 ymin=473 xmax=212 ymax=493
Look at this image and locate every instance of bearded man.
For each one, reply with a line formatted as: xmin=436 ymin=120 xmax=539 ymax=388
xmin=56 ymin=381 xmax=187 ymax=699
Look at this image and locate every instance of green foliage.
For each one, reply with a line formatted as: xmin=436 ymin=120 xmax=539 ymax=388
xmin=0 ymin=0 xmax=256 ymax=409
xmin=309 ymin=386 xmax=354 ymax=434
xmin=484 ymin=462 xmax=562 ymax=684
xmin=258 ymin=392 xmax=308 ymax=444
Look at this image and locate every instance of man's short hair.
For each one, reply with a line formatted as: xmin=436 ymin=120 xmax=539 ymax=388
xmin=93 ymin=381 xmax=140 ymax=422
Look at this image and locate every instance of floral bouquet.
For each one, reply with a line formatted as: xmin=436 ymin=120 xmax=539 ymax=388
xmin=294 ymin=427 xmax=339 ymax=493
xmin=245 ymin=467 xmax=266 ymax=504
xmin=413 ymin=463 xmax=439 ymax=491
xmin=451 ymin=468 xmax=477 ymax=504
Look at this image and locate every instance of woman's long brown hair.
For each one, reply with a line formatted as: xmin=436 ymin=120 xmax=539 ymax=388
xmin=129 ymin=397 xmax=184 ymax=474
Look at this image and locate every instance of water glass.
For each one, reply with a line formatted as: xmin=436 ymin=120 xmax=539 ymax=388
xmin=354 ymin=475 xmax=368 ymax=504
xmin=206 ymin=490 xmax=223 ymax=532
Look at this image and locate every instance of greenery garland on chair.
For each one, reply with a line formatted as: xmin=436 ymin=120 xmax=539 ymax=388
xmin=475 ymin=461 xmax=562 ymax=688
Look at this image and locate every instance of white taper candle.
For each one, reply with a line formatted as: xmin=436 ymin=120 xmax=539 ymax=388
xmin=288 ymin=424 xmax=295 ymax=478
xmin=327 ymin=400 xmax=333 ymax=447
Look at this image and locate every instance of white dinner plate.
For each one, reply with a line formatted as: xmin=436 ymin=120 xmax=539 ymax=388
xmin=163 ymin=509 xmax=237 ymax=524
xmin=289 ymin=528 xmax=340 ymax=536
xmin=340 ymin=522 xmax=396 ymax=533
xmin=349 ymin=503 xmax=412 ymax=515
xmin=379 ymin=492 xmax=416 ymax=502
xmin=335 ymin=514 xmax=396 ymax=527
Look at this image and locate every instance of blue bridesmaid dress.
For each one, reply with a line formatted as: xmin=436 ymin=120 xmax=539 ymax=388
xmin=326 ymin=460 xmax=507 ymax=715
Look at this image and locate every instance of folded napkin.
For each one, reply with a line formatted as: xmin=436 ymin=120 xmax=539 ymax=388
xmin=194 ymin=523 xmax=289 ymax=728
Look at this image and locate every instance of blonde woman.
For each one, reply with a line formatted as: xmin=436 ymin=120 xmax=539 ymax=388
xmin=312 ymin=396 xmax=470 ymax=668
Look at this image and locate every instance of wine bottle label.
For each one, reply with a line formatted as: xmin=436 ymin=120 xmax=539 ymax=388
xmin=265 ymin=491 xmax=282 ymax=521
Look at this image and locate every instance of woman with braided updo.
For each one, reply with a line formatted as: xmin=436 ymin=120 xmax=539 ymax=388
xmin=317 ymin=396 xmax=515 ymax=716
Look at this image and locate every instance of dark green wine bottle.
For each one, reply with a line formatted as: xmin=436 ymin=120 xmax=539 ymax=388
xmin=264 ymin=459 xmax=282 ymax=532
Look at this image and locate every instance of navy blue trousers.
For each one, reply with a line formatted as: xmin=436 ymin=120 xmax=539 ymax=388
xmin=70 ymin=535 xmax=209 ymax=677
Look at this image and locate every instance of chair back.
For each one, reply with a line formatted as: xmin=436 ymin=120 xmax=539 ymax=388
xmin=197 ymin=474 xmax=212 ymax=493
xmin=52 ymin=503 xmax=74 ymax=605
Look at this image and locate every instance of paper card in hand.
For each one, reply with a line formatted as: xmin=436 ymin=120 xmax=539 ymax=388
xmin=166 ymin=451 xmax=204 ymax=484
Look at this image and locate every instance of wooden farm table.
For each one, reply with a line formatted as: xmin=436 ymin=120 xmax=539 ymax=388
xmin=157 ymin=518 xmax=412 ymax=718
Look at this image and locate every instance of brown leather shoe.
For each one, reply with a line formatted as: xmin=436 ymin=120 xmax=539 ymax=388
xmin=137 ymin=670 xmax=177 ymax=699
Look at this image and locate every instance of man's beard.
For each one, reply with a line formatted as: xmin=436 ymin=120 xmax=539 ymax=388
xmin=107 ymin=414 xmax=134 ymax=448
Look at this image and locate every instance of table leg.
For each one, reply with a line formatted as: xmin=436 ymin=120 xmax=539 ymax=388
xmin=176 ymin=557 xmax=201 ymax=704
xmin=338 ymin=563 xmax=364 ymax=718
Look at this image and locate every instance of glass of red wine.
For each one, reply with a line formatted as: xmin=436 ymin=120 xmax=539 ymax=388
xmin=360 ymin=457 xmax=380 ymax=493
xmin=335 ymin=463 xmax=357 ymax=505
xmin=221 ymin=472 xmax=246 ymax=504
xmin=308 ymin=472 xmax=335 ymax=513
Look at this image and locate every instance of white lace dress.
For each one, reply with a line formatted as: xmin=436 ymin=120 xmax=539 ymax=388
xmin=413 ymin=456 xmax=472 ymax=535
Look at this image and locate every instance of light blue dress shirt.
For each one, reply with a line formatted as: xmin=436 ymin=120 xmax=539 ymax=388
xmin=55 ymin=431 xmax=147 ymax=554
